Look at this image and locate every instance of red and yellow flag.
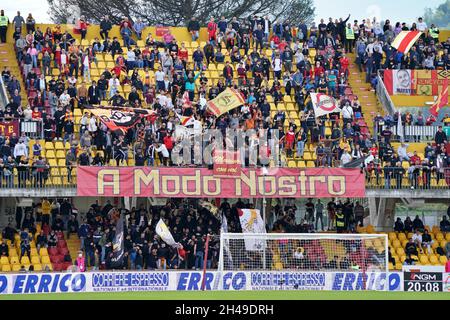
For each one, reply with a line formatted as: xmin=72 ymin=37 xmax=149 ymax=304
xmin=207 ymin=88 xmax=246 ymax=117
xmin=429 ymin=78 xmax=449 ymax=117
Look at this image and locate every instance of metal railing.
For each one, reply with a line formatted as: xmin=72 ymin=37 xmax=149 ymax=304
xmin=20 ymin=120 xmax=44 ymax=139
xmin=378 ymin=123 xmax=442 ymax=142
xmin=0 ymin=168 xmax=76 ymax=189
xmin=376 ymin=70 xmax=397 ymax=115
xmin=365 ymin=168 xmax=450 ymax=190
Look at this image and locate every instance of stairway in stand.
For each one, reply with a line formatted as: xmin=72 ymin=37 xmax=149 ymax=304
xmin=66 ymin=236 xmax=82 ymax=263
xmin=346 ymin=52 xmax=383 ymax=136
xmin=0 ymin=43 xmax=27 ymax=103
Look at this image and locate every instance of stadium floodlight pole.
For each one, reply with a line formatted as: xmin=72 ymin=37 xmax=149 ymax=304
xmin=201 ymin=233 xmax=211 ymax=291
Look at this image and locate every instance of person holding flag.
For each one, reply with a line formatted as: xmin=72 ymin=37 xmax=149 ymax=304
xmin=429 ymin=78 xmax=448 ymax=118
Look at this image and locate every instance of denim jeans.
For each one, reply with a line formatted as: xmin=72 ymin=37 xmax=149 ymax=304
xmin=195 ymin=251 xmax=204 ymax=269
xmin=297 ymin=141 xmax=305 ymax=157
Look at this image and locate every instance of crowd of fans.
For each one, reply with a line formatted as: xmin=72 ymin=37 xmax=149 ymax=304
xmin=0 ymin=11 xmax=448 ymax=189
xmin=389 ymin=214 xmax=450 ymax=266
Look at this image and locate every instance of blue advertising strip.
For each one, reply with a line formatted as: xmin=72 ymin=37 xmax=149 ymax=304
xmin=91 ymin=272 xmax=170 ymax=292
xmin=0 ymin=271 xmax=407 ymax=294
xmin=3 ymin=273 xmax=87 ymax=294
xmin=331 ymin=272 xmax=403 ymax=291
xmin=220 ymin=271 xmax=328 ymax=291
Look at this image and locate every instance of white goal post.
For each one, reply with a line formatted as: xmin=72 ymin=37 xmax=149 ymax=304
xmin=219 ymin=233 xmax=389 ymax=274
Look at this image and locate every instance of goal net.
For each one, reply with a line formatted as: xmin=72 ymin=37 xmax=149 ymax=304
xmin=219 ymin=233 xmax=388 ymax=274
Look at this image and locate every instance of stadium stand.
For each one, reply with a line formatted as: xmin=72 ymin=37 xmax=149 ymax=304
xmin=0 ymin=10 xmax=449 ymax=273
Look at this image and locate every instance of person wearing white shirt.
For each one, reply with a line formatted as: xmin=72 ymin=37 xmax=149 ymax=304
xmin=342 ymin=103 xmax=353 ymax=125
xmin=272 ymin=55 xmax=282 ymax=79
xmin=59 ymin=91 xmax=71 ymax=107
xmin=155 ymin=143 xmax=169 ymax=165
xmin=23 ymin=106 xmax=33 ymax=120
xmin=340 ymin=151 xmax=352 ymax=166
xmin=60 ymin=50 xmax=67 ymax=69
xmin=82 ymin=55 xmax=90 ymax=82
xmin=412 ymin=229 xmax=423 ymax=252
xmin=397 ymin=143 xmax=410 ymax=162
xmin=88 ymin=115 xmax=98 ymax=133
xmin=14 ymin=140 xmax=28 ymax=162
xmin=108 ymin=75 xmax=120 ymax=98
xmin=127 ymin=50 xmax=136 ymax=69
xmin=417 ymin=18 xmax=427 ymax=32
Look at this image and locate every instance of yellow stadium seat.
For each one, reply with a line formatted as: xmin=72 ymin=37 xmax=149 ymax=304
xmin=419 ymin=255 xmax=429 ymax=265
xmin=446 ymin=233 xmax=450 ymax=241
xmin=388 ymin=232 xmax=397 ymax=241
xmin=398 ymin=233 xmax=406 ymax=241
xmin=9 ymin=249 xmax=18 ymax=257
xmin=297 ymin=161 xmax=306 ymax=168
xmin=44 ymin=141 xmax=54 ymax=150
xmin=46 ymin=150 xmax=56 ymax=159
xmin=0 ymin=256 xmax=9 ymax=265
xmin=39 ymin=248 xmax=48 ymax=256
xmin=21 ymin=256 xmax=30 ymax=265
xmin=12 ymin=264 xmax=21 ymax=272
xmin=400 ymin=255 xmax=406 ymax=263
xmin=395 ymin=263 xmax=402 ymax=270
xmin=366 ymin=225 xmax=375 ymax=233
xmin=436 ymin=233 xmax=444 ymax=241
xmin=54 ymin=141 xmax=64 ymax=150
xmin=31 ymin=256 xmax=40 ymax=264
xmin=429 ymin=255 xmax=438 ymax=265
xmin=388 ymin=262 xmax=394 ymax=270
xmin=306 ymin=161 xmax=315 ymax=168
xmin=288 ymin=160 xmax=297 ymax=168
xmin=439 ymin=256 xmax=448 ymax=265
xmin=396 ymin=248 xmax=405 ymax=256
xmin=440 ymin=240 xmax=447 ymax=248
xmin=33 ymin=264 xmax=42 ymax=271
xmin=41 ymin=256 xmax=51 ymax=264
xmin=10 ymin=256 xmax=19 ymax=265
xmin=56 ymin=150 xmax=66 ymax=158
xmin=2 ymin=264 xmax=11 ymax=272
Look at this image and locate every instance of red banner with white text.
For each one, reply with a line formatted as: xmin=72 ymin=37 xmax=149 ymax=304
xmin=0 ymin=120 xmax=19 ymax=137
xmin=77 ymin=167 xmax=365 ymax=198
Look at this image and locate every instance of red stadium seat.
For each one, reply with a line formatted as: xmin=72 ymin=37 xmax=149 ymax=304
xmin=57 ymin=240 xmax=67 ymax=248
xmin=58 ymin=247 xmax=69 ymax=256
xmin=50 ymin=255 xmax=63 ymax=264
xmin=48 ymin=247 xmax=58 ymax=256
xmin=52 ymin=263 xmax=63 ymax=271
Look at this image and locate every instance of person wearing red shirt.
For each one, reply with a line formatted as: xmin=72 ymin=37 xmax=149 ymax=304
xmin=278 ymin=39 xmax=288 ymax=52
xmin=284 ymin=128 xmax=296 ymax=157
xmin=409 ymin=152 xmax=421 ymax=165
xmin=32 ymin=107 xmax=42 ymax=120
xmin=207 ymin=17 xmax=217 ymax=45
xmin=340 ymin=54 xmax=350 ymax=78
xmin=178 ymin=42 xmax=189 ymax=68
xmin=163 ymin=133 xmax=174 ymax=160
xmin=78 ymin=16 xmax=88 ymax=40
xmin=111 ymin=65 xmax=122 ymax=78
xmin=314 ymin=62 xmax=325 ymax=86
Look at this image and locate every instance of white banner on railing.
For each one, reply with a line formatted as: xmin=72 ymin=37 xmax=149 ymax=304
xmin=0 ymin=271 xmax=407 ymax=294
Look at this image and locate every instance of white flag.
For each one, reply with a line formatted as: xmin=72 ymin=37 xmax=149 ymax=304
xmin=397 ymin=112 xmax=404 ymax=143
xmin=238 ymin=209 xmax=266 ymax=251
xmin=310 ymin=93 xmax=341 ymax=118
xmin=155 ymin=218 xmax=179 ymax=247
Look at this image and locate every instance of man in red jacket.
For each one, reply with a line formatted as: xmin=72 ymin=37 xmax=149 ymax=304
xmin=207 ymin=17 xmax=217 ymax=45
